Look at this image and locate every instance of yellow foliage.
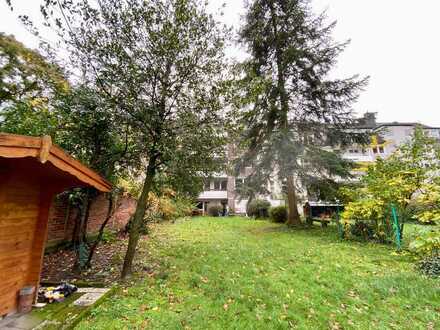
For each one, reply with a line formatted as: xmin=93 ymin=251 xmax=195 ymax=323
xmin=416 ymin=183 xmax=440 ymax=224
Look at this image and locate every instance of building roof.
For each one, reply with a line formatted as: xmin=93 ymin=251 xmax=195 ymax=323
xmin=0 ymin=133 xmax=111 ymax=192
xmin=305 ymin=201 xmax=343 ymax=207
xmin=354 ymin=113 xmax=440 ymax=131
xmin=374 ymin=122 xmax=432 ymax=130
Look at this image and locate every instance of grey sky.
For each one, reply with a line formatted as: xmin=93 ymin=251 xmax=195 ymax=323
xmin=2 ymin=0 xmax=440 ymax=126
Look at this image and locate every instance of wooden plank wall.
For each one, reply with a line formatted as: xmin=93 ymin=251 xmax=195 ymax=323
xmin=0 ymin=171 xmax=41 ymax=316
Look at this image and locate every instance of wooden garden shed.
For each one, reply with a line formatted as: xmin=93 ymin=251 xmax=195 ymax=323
xmin=0 ymin=133 xmax=111 ymax=316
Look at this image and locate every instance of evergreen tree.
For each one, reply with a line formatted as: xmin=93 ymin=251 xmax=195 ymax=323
xmin=237 ymin=0 xmax=368 ymax=226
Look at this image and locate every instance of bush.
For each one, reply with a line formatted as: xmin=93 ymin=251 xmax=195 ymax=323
xmin=418 ymin=255 xmax=440 ymax=277
xmin=143 ymin=190 xmax=196 ymax=223
xmin=348 ymin=221 xmax=375 ymax=241
xmin=409 ymin=231 xmax=440 ymax=256
xmin=100 ymin=229 xmax=118 ymax=243
xmin=208 ymin=204 xmax=223 ymax=217
xmin=247 ymin=199 xmax=271 ymax=219
xmin=174 ymin=197 xmax=196 ymax=218
xmin=270 ymin=206 xmax=287 ymax=223
xmin=158 ymin=195 xmax=178 ymax=221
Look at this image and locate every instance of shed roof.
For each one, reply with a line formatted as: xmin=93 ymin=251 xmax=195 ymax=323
xmin=0 ymin=133 xmax=111 ymax=192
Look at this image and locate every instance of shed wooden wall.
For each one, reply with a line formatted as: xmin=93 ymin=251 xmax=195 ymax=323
xmin=0 ymin=134 xmax=111 ymax=317
xmin=0 ymin=163 xmax=53 ymax=316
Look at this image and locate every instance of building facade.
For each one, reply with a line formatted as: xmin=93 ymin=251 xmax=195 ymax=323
xmin=197 ymin=113 xmax=440 ymax=214
xmin=341 ymin=113 xmax=440 ymax=164
xmin=197 ymin=172 xmax=284 ymax=215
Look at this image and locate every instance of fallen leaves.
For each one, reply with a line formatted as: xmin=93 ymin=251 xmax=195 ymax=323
xmin=41 ymin=233 xmax=154 ymax=284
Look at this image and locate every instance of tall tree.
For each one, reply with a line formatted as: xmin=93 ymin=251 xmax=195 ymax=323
xmin=0 ymin=31 xmax=131 ymax=269
xmin=35 ymin=0 xmax=228 ymax=277
xmin=56 ymin=84 xmax=133 ymax=270
xmin=237 ymin=0 xmax=368 ymax=226
xmin=0 ymin=33 xmax=68 ymax=136
xmin=0 ymin=33 xmax=67 ymax=106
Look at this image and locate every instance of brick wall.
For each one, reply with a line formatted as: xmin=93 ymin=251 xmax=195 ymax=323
xmin=46 ymin=193 xmax=136 ymax=246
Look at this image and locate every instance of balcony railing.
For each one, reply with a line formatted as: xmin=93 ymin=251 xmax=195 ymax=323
xmin=198 ymin=190 xmax=228 ymax=200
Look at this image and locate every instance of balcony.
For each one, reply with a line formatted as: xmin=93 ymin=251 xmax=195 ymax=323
xmin=198 ymin=190 xmax=228 ymax=200
xmin=342 ymin=154 xmax=375 ymax=162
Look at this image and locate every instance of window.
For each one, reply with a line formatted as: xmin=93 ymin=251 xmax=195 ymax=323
xmin=204 ymin=180 xmax=211 ymax=191
xmin=372 ymin=147 xmax=378 ymax=154
xmin=379 ymin=146 xmax=384 ymax=153
xmin=214 ymin=179 xmax=227 ymax=191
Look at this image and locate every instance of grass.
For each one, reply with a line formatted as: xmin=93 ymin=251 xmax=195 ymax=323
xmin=31 ymin=288 xmax=117 ymax=329
xmin=76 ymin=217 xmax=439 ymax=329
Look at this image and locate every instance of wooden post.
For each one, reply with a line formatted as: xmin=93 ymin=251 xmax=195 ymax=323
xmin=38 ymin=136 xmax=52 ymax=164
xmin=27 ymin=187 xmax=56 ymax=303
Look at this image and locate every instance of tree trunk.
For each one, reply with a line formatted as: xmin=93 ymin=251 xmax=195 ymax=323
xmin=121 ymin=161 xmax=156 ymax=279
xmin=269 ymin=2 xmax=300 ymax=227
xmin=85 ymin=192 xmax=116 ymax=268
xmin=73 ymin=189 xmax=92 ymax=272
xmin=286 ymin=175 xmax=301 ymax=226
xmin=246 ymin=193 xmax=255 ymax=217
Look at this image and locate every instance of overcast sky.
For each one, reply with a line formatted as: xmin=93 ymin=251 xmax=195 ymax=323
xmin=2 ymin=0 xmax=440 ymax=126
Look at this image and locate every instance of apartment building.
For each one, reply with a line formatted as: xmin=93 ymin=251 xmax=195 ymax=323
xmin=197 ymin=112 xmax=440 ymax=214
xmin=197 ymin=171 xmax=284 ymax=215
xmin=341 ymin=113 xmax=440 ymax=164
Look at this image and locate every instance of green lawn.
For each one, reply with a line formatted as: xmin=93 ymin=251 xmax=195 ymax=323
xmin=77 ymin=217 xmax=439 ymax=329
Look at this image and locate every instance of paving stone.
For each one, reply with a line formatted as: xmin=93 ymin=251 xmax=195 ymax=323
xmin=77 ymin=287 xmax=109 ymax=294
xmin=73 ymin=292 xmax=107 ymax=307
xmin=0 ymin=314 xmax=42 ymax=330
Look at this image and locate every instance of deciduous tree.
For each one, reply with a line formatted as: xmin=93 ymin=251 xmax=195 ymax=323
xmin=34 ymin=0 xmax=229 ymax=277
xmin=342 ymin=127 xmax=440 ymax=241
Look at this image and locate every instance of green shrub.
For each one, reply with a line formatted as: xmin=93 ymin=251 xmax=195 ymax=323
xmin=409 ymin=230 xmax=440 ymax=256
xmin=418 ymin=255 xmax=440 ymax=277
xmin=348 ymin=221 xmax=376 ymax=241
xmin=145 ymin=189 xmax=196 ymax=222
xmin=100 ymin=229 xmax=118 ymax=243
xmin=247 ymin=199 xmax=270 ymax=218
xmin=270 ymin=205 xmax=287 ymax=223
xmin=174 ymin=196 xmax=196 ymax=218
xmin=208 ymin=204 xmax=223 ymax=217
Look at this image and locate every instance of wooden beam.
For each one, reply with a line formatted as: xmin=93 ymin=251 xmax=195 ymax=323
xmin=39 ymin=135 xmax=52 ymax=164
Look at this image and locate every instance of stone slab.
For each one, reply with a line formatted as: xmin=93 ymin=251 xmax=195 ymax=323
xmin=77 ymin=287 xmax=109 ymax=294
xmin=0 ymin=314 xmax=42 ymax=330
xmin=73 ymin=290 xmax=108 ymax=307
